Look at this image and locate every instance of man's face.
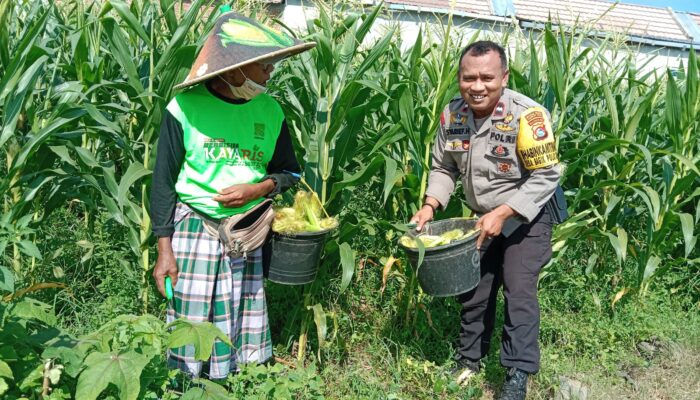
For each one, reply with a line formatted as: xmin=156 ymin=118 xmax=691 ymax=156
xmin=224 ymin=62 xmax=275 ymax=87
xmin=458 ymin=50 xmax=509 ymax=118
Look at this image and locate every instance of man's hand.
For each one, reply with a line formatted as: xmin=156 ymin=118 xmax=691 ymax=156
xmin=153 ymin=237 xmax=178 ymax=298
xmin=475 ymin=204 xmax=517 ymax=250
xmin=213 ymin=180 xmax=274 ymax=208
xmin=409 ymin=197 xmax=439 ymax=231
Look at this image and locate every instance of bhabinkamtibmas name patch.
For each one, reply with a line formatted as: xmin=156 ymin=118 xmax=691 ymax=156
xmin=517 ymin=107 xmax=558 ymax=170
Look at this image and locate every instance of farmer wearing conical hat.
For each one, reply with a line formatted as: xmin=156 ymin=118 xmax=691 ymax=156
xmin=150 ymin=10 xmax=314 ymax=379
xmin=410 ymin=41 xmax=566 ymax=400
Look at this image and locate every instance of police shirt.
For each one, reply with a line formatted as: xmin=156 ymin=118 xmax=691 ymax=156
xmin=425 ymin=88 xmax=561 ymax=231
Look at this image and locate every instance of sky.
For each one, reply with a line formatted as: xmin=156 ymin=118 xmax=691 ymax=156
xmin=612 ymin=0 xmax=700 ymax=13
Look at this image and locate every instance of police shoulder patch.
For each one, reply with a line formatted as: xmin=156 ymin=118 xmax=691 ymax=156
xmin=517 ymin=107 xmax=558 ymax=170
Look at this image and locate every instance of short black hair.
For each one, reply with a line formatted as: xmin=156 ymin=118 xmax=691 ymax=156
xmin=459 ymin=40 xmax=507 ymax=71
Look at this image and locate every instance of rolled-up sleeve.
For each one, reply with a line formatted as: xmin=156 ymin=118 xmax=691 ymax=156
xmin=504 ymin=163 xmax=561 ymax=222
xmin=262 ymin=120 xmax=301 ymax=197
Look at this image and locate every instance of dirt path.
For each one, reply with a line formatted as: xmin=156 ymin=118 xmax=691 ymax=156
xmin=593 ymin=341 xmax=700 ymax=400
xmin=477 ymin=341 xmax=700 ymax=400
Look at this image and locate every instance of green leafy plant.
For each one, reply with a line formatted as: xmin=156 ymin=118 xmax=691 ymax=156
xmin=225 ymin=362 xmax=325 ymax=399
xmin=0 ymin=265 xmax=231 ymax=400
xmin=1 ymin=2 xmax=699 ymax=398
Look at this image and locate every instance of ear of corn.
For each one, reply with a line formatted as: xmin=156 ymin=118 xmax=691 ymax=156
xmin=399 ymin=228 xmax=478 ymax=249
xmin=273 ymin=191 xmax=338 ymax=234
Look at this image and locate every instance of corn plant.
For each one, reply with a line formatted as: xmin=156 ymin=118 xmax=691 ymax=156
xmin=0 ymin=2 xmax=84 ymax=273
xmin=1 ymin=0 xmax=223 ymax=311
xmin=525 ymin=22 xmax=700 ymax=298
xmin=75 ymin=0 xmax=221 ymax=312
xmin=367 ymin=21 xmax=467 ymax=327
xmin=278 ymin=2 xmax=395 ymax=207
xmin=274 ymin=2 xmax=395 ymax=360
xmin=1 ymin=0 xmax=698 ymax=381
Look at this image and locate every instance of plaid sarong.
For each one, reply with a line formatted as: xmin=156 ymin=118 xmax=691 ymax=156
xmin=167 ymin=203 xmax=273 ymax=379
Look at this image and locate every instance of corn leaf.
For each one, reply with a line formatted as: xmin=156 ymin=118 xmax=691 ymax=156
xmin=101 ymin=17 xmax=145 ymax=94
xmin=643 ymin=255 xmax=661 ymax=281
xmin=676 ymin=212 xmax=696 ymax=257
xmin=117 ymin=162 xmax=151 ymax=209
xmin=338 ymin=242 xmax=356 ymax=294
xmin=308 ymin=303 xmax=328 ymax=349
xmin=611 ymin=287 xmax=629 ymax=309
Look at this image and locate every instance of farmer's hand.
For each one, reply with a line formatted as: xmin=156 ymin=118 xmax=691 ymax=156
xmin=475 ymin=204 xmax=517 ymax=250
xmin=409 ymin=198 xmax=439 ymax=232
xmin=153 ymin=237 xmax=178 ymax=298
xmin=213 ymin=180 xmax=274 ymax=208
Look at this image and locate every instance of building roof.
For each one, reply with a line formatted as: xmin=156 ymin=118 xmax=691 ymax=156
xmin=378 ymin=0 xmax=700 ymax=48
xmin=692 ymin=13 xmax=700 ymax=27
xmin=513 ymin=0 xmax=689 ymax=42
xmin=386 ymin=0 xmax=493 ymax=16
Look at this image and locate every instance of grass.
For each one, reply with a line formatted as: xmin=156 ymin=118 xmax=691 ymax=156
xmin=14 ymin=195 xmax=699 ymax=399
xmin=262 ymin=235 xmax=700 ymax=399
xmin=300 ymin=285 xmax=699 ymax=399
xmin=27 ymin=205 xmax=144 ymax=335
xmin=1 ymin=1 xmax=698 ymax=397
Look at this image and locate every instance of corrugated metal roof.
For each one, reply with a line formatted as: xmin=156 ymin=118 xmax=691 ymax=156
xmin=512 ymin=0 xmax=689 ymax=42
xmin=386 ymin=0 xmax=493 ymax=16
xmin=690 ymin=12 xmax=700 ymax=29
xmin=675 ymin=12 xmax=700 ymax=42
xmin=375 ymin=0 xmax=700 ymax=46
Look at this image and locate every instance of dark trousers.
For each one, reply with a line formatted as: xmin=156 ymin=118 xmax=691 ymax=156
xmin=456 ymin=209 xmax=553 ymax=373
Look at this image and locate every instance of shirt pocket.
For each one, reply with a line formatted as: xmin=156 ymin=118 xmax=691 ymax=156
xmin=485 ymin=130 xmax=521 ymax=180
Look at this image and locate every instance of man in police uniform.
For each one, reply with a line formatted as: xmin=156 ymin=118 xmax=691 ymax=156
xmin=410 ymin=41 xmax=561 ymax=400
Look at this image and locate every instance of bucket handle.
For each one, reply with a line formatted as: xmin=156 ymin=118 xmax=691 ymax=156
xmin=404 ymin=221 xmax=430 ymax=238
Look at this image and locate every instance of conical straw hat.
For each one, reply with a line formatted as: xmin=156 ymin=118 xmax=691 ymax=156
xmin=175 ymin=12 xmax=315 ymax=90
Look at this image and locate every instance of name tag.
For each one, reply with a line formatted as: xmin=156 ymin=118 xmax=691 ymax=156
xmin=446 ymin=127 xmax=468 ymax=136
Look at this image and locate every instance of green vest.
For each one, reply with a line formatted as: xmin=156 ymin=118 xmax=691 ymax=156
xmin=167 ymin=84 xmax=283 ymax=219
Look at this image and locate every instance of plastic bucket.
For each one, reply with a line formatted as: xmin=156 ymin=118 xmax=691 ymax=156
xmin=266 ymin=229 xmax=330 ymax=285
xmin=399 ymin=218 xmax=481 ymax=297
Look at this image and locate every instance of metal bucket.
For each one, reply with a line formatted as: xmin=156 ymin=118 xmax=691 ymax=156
xmin=266 ymin=230 xmax=330 ymax=285
xmin=399 ymin=218 xmax=480 ymax=297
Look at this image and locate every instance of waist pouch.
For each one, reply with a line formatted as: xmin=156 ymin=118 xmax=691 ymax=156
xmin=545 ymin=185 xmax=569 ymax=224
xmin=200 ymin=199 xmax=275 ymax=260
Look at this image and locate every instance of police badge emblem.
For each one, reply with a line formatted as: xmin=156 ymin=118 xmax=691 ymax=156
xmin=494 ymin=122 xmax=514 ymax=132
xmin=534 ymin=126 xmax=548 ymax=140
xmin=491 ymin=144 xmax=509 ymax=157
